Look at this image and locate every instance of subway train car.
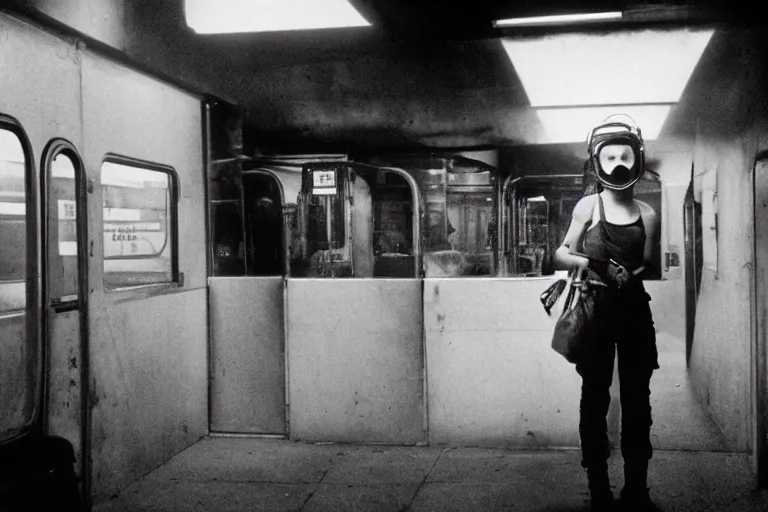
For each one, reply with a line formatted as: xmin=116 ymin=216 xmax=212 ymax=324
xmin=4 ymin=1 xmax=768 ymax=509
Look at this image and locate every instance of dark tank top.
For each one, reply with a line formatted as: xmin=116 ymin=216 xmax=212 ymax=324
xmin=582 ymin=194 xmax=645 ymax=271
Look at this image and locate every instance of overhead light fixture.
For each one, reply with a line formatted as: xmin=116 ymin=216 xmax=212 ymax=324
xmin=499 ymin=28 xmax=714 ymax=143
xmin=185 ymin=0 xmax=370 ymax=34
xmin=533 ymin=105 xmax=671 ymax=144
xmin=493 ymin=11 xmax=622 ymax=28
xmin=501 ymin=29 xmax=713 ymax=107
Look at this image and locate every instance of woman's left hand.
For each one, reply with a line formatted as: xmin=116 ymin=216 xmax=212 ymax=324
xmin=608 ymin=259 xmax=631 ymax=288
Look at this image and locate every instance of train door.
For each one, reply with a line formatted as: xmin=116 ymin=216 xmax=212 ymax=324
xmin=684 ymin=168 xmax=703 ymax=367
xmin=208 ymin=167 xmax=289 ymax=435
xmin=753 ymin=153 xmax=768 ymax=486
xmin=285 ymin=163 xmax=425 ymax=444
xmin=206 ymin=103 xmax=295 ymax=436
xmin=243 ymin=171 xmax=285 ymax=276
xmin=41 ymin=141 xmax=88 ymax=497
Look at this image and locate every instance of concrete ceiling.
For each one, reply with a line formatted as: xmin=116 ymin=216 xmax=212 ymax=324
xmin=183 ymin=0 xmax=752 ymax=154
xmin=6 ymin=0 xmax=761 ymax=155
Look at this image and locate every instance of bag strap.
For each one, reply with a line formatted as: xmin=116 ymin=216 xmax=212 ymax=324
xmin=563 ymin=267 xmax=584 ymax=310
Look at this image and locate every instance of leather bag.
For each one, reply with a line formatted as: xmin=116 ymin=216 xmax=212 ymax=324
xmin=550 ymin=267 xmax=595 ymax=364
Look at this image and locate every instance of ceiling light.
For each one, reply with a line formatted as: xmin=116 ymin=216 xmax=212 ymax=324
xmin=494 ymin=11 xmax=622 ymax=28
xmin=533 ymin=105 xmax=672 ymax=144
xmin=185 ymin=0 xmax=370 ymax=34
xmin=501 ymin=28 xmax=714 ymax=107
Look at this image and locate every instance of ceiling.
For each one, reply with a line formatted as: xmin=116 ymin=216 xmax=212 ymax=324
xmin=9 ymin=0 xmax=760 ymax=155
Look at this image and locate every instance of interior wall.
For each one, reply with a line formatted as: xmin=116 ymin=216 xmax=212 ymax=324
xmin=4 ymin=0 xmax=240 ymax=103
xmin=81 ymin=52 xmax=208 ymax=498
xmin=672 ymin=28 xmax=768 ymax=451
xmin=0 ymin=8 xmax=85 ymax=475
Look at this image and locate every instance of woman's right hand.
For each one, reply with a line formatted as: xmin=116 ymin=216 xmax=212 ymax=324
xmin=573 ymin=255 xmax=590 ymax=271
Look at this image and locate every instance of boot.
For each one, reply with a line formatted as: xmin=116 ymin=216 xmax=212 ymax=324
xmin=587 ymin=463 xmax=615 ymax=511
xmin=619 ymin=487 xmax=660 ymax=511
xmin=619 ymin=462 xmax=659 ymax=511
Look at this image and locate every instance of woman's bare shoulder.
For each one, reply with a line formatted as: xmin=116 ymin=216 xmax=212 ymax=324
xmin=635 ymin=199 xmax=658 ymax=223
xmin=635 ymin=199 xmax=657 ymax=215
xmin=572 ymin=194 xmax=598 ymax=223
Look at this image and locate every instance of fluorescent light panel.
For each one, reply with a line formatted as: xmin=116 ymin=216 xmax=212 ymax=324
xmin=501 ymin=28 xmax=714 ymax=107
xmin=494 ymin=11 xmax=622 ymax=28
xmin=534 ymin=105 xmax=671 ymax=144
xmin=500 ymin=28 xmax=713 ymax=143
xmin=185 ymin=0 xmax=370 ymax=34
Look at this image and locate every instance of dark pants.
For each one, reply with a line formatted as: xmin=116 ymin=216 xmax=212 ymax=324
xmin=576 ymin=284 xmax=659 ymax=471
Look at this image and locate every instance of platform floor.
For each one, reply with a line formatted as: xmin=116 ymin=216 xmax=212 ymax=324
xmin=94 ymin=437 xmax=768 ymax=512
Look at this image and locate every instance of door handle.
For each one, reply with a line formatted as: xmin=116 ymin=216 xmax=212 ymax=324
xmin=51 ymin=295 xmax=79 ymax=313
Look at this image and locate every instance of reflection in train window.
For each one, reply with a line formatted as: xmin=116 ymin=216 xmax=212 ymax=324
xmin=49 ymin=153 xmax=79 ymax=300
xmin=502 ymin=172 xmax=662 ymax=278
xmin=101 ymin=160 xmax=176 ymax=288
xmin=409 ymin=157 xmax=497 ymax=278
xmin=0 ymin=128 xmax=27 ymax=312
xmin=503 ymin=175 xmax=584 ymax=277
xmin=293 ymin=165 xmax=350 ymax=277
xmin=292 ymin=163 xmax=419 ymax=278
xmin=0 ymin=124 xmax=34 ymax=443
xmin=243 ymin=172 xmax=284 ymax=276
xmin=355 ymin=168 xmax=415 ymax=278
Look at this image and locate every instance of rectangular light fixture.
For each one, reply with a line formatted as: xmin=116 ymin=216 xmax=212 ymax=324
xmin=499 ymin=28 xmax=714 ymax=144
xmin=501 ymin=29 xmax=714 ymax=107
xmin=185 ymin=0 xmax=370 ymax=34
xmin=493 ymin=11 xmax=622 ymax=28
xmin=533 ymin=105 xmax=672 ymax=144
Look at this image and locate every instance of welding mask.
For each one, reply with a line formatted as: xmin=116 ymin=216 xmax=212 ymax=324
xmin=587 ymin=118 xmax=645 ymax=191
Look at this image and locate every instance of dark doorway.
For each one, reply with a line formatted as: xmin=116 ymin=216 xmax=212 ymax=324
xmin=243 ymin=172 xmax=284 ymax=276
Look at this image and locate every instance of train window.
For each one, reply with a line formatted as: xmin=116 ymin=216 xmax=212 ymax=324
xmin=291 ymin=164 xmax=350 ymax=277
xmin=0 ymin=128 xmax=27 ymax=312
xmin=101 ymin=160 xmax=177 ymax=289
xmin=503 ymin=175 xmax=584 ymax=277
xmin=49 ymin=153 xmax=79 ymax=300
xmin=502 ymin=173 xmax=662 ymax=279
xmin=354 ymin=168 xmax=416 ymax=278
xmin=211 ymin=201 xmax=245 ymax=276
xmin=243 ymin=173 xmax=284 ymax=276
xmin=0 ymin=124 xmax=35 ymax=442
xmin=421 ymin=166 xmax=496 ymax=277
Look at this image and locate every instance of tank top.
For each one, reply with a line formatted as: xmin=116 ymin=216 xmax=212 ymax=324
xmin=582 ymin=194 xmax=645 ymax=271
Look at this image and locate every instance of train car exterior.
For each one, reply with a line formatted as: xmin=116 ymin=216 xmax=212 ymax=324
xmin=0 ymin=9 xmax=208 ymax=507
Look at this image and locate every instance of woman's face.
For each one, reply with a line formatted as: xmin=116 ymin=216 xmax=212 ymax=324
xmin=598 ymin=143 xmax=636 ymax=175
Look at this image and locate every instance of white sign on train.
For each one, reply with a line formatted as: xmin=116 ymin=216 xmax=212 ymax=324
xmin=58 ymin=200 xmax=76 ymax=220
xmin=103 ymin=222 xmax=166 ymax=257
xmin=312 ymin=169 xmax=337 ymax=195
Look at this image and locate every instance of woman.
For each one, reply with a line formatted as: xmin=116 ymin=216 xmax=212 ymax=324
xmin=554 ymin=117 xmax=660 ymax=512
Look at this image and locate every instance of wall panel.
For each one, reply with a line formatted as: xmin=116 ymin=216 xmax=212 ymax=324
xmin=287 ymin=279 xmax=424 ymax=444
xmin=209 ymin=277 xmax=285 ymax=434
xmin=81 ymin=52 xmax=207 ymax=498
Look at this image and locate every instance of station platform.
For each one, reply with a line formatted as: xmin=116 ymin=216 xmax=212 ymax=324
xmin=94 ymin=437 xmax=768 ymax=512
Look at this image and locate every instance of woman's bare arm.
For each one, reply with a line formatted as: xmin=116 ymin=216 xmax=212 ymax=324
xmin=554 ymin=195 xmax=595 ymax=271
xmin=638 ymin=200 xmax=658 ymax=267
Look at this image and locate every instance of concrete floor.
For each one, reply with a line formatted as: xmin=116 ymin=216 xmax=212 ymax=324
xmin=92 ymin=330 xmax=740 ymax=511
xmin=93 ymin=437 xmax=768 ymax=512
xmin=634 ymin=332 xmax=729 ymax=452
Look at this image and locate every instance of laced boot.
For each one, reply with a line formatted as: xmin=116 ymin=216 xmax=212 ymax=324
xmin=587 ymin=463 xmax=615 ymax=511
